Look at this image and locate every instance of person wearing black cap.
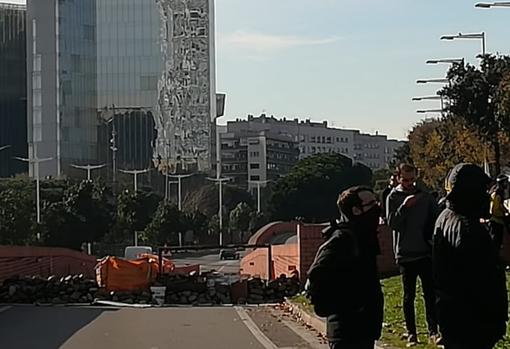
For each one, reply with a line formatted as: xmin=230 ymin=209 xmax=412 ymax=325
xmin=306 ymin=186 xmax=383 ymax=349
xmin=433 ymin=164 xmax=508 ymax=349
xmin=490 ymin=174 xmax=509 ymax=249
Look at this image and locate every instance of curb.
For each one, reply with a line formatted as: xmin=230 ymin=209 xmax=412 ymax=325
xmin=284 ymin=298 xmax=386 ymax=349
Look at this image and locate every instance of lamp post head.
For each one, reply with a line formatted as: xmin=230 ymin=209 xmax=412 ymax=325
xmin=475 ymin=3 xmax=493 ymax=7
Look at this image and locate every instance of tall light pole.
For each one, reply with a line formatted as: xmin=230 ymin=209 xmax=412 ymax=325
xmin=119 ymin=168 xmax=151 ymax=192
xmin=207 ymin=176 xmax=231 ymax=246
xmin=412 ymin=95 xmax=447 ymax=115
xmin=476 ymin=2 xmax=510 ymax=8
xmin=248 ymin=180 xmax=271 ymax=213
xmin=441 ymin=32 xmax=486 ymax=56
xmin=109 ymin=105 xmax=118 ymax=186
xmin=416 ymin=78 xmax=450 ymax=84
xmin=14 ymin=146 xmax=53 ymax=235
xmin=169 ymin=173 xmax=194 ymax=211
xmin=71 ymin=164 xmax=106 ymax=181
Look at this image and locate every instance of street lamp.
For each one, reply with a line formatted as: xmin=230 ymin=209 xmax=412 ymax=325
xmin=426 ymin=58 xmax=465 ymax=65
xmin=119 ymin=168 xmax=151 ymax=192
xmin=71 ymin=164 xmax=106 ymax=181
xmin=14 ymin=146 xmax=53 ymax=231
xmin=416 ymin=109 xmax=444 ymax=114
xmin=168 ymin=173 xmax=195 ymax=211
xmin=440 ymin=32 xmax=486 ymax=56
xmin=248 ymin=180 xmax=271 ymax=213
xmin=206 ymin=176 xmax=231 ymax=246
xmin=412 ymin=96 xmax=442 ymax=101
xmin=476 ymin=2 xmax=510 ymax=8
xmin=416 ymin=78 xmax=449 ymax=84
xmin=0 ymin=145 xmax=11 ymax=152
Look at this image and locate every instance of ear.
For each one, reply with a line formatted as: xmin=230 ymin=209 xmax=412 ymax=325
xmin=352 ymin=206 xmax=362 ymax=216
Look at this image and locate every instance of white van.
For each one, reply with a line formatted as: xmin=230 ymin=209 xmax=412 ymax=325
xmin=124 ymin=246 xmax=153 ymax=260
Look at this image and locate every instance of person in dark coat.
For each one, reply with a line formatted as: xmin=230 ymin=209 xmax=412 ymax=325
xmin=433 ymin=163 xmax=508 ymax=349
xmin=386 ymin=163 xmax=440 ymax=345
xmin=307 ymin=186 xmax=384 ymax=349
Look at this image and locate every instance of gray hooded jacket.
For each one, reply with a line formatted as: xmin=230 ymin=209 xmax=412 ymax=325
xmin=386 ymin=185 xmax=438 ymax=263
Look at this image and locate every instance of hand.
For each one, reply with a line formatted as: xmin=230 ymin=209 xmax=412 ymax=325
xmin=403 ymin=194 xmax=419 ymax=208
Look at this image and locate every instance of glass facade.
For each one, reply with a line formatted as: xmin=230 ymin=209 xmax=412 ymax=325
xmin=96 ymin=0 xmax=160 ymax=172
xmin=58 ymin=0 xmax=98 ymax=168
xmin=0 ymin=3 xmax=27 ymax=177
xmin=28 ymin=0 xmax=215 ymax=178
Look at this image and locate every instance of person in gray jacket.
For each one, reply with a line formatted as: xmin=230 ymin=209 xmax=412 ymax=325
xmin=386 ymin=163 xmax=440 ymax=346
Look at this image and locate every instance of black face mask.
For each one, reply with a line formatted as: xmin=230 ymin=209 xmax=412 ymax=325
xmin=352 ymin=205 xmax=381 ymax=232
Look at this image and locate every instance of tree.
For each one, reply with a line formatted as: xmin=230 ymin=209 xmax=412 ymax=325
xmin=40 ymin=180 xmax=115 ymax=250
xmin=107 ymin=189 xmax=161 ymax=243
xmin=183 ymin=184 xmax=253 ymax=217
xmin=229 ymin=202 xmax=252 ymax=243
xmin=144 ymin=203 xmax=184 ymax=245
xmin=0 ymin=183 xmax=35 ymax=245
xmin=391 ymin=142 xmax=411 ymax=168
xmin=268 ymin=153 xmax=372 ymax=222
xmin=441 ymin=55 xmax=510 ymax=174
xmin=406 ymin=118 xmax=510 ymax=192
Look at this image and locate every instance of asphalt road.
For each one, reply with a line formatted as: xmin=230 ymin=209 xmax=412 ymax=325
xmin=171 ymin=252 xmax=244 ymax=276
xmin=0 ymin=305 xmax=328 ymax=349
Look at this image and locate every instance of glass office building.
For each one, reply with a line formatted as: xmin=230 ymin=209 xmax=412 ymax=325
xmin=27 ymin=0 xmax=216 ymax=179
xmin=0 ymin=3 xmax=27 ymax=177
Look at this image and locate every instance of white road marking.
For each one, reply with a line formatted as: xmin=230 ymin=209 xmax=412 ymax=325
xmin=234 ymin=306 xmax=278 ymax=349
xmin=0 ymin=306 xmax=12 ymax=314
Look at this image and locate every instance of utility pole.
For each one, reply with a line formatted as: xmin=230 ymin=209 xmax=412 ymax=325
xmin=14 ymin=145 xmax=53 ymax=239
xmin=119 ymin=168 xmax=151 ymax=192
xmin=248 ymin=180 xmax=271 ymax=213
xmin=71 ymin=164 xmax=106 ymax=181
xmin=110 ymin=105 xmax=118 ymax=186
xmin=207 ymin=176 xmax=231 ymax=246
xmin=169 ymin=173 xmax=194 ymax=211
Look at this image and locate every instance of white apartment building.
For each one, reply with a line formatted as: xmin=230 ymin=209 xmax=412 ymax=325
xmin=226 ymin=114 xmax=406 ymax=170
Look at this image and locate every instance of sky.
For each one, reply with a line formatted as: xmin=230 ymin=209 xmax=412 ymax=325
xmin=5 ymin=0 xmax=510 ymax=139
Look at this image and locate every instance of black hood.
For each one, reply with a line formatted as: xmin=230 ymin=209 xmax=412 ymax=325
xmin=446 ymin=163 xmax=491 ymax=217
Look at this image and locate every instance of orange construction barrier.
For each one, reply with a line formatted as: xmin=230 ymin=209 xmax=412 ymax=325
xmin=95 ymin=255 xmax=174 ymax=292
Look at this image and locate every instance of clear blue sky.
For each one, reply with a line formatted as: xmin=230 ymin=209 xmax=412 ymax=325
xmin=7 ymin=0 xmax=510 ymax=139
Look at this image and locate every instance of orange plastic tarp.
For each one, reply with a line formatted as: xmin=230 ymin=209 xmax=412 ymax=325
xmin=95 ymin=255 xmax=174 ymax=292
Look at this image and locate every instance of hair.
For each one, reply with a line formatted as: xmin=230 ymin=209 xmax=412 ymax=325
xmin=397 ymin=163 xmax=416 ymax=176
xmin=337 ymin=186 xmax=374 ymax=218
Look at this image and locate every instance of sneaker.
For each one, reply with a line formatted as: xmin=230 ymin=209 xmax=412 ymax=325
xmin=406 ymin=334 xmax=418 ymax=347
xmin=430 ymin=334 xmax=445 ymax=347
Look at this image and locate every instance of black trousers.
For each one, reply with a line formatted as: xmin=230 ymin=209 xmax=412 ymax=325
xmin=399 ymin=258 xmax=438 ymax=336
xmin=329 ymin=340 xmax=374 ymax=349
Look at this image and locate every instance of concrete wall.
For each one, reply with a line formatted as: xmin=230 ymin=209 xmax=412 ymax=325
xmin=241 ymin=222 xmax=399 ymax=284
xmin=0 ymin=246 xmax=97 ymax=282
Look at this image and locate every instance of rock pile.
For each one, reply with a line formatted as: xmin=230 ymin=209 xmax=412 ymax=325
xmin=0 ymin=275 xmax=98 ymax=304
xmin=247 ymin=275 xmax=300 ymax=304
xmin=159 ymin=274 xmax=232 ymax=305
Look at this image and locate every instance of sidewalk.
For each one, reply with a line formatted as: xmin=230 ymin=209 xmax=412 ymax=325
xmin=285 ymin=298 xmax=386 ymax=349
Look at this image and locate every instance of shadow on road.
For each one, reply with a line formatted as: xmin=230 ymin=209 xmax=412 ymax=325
xmin=0 ymin=306 xmax=118 ymax=349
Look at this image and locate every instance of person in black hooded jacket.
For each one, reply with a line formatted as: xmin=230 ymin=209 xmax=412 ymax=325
xmin=433 ymin=164 xmax=508 ymax=349
xmin=307 ymin=186 xmax=384 ymax=349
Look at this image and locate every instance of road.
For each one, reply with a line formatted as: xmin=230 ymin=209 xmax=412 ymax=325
xmin=0 ymin=305 xmax=328 ymax=349
xmin=171 ymin=251 xmax=245 ymax=275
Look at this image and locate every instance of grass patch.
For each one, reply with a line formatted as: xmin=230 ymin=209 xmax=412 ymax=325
xmin=292 ymin=275 xmax=510 ymax=348
xmin=382 ymin=275 xmax=510 ymax=349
